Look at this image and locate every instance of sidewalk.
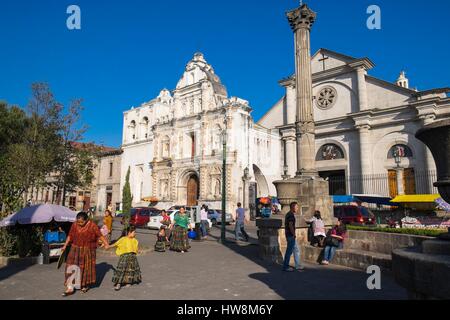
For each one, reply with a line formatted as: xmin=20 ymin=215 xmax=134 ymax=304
xmin=0 ymin=222 xmax=408 ymax=300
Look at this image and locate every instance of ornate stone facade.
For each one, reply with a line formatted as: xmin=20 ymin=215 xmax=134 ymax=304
xmin=120 ymin=53 xmax=282 ymax=215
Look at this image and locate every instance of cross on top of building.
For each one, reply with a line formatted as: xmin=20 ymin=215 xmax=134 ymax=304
xmin=319 ymin=53 xmax=329 ymax=71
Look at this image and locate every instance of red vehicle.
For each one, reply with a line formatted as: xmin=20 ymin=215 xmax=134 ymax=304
xmin=333 ymin=205 xmax=376 ymax=226
xmin=127 ymin=207 xmax=161 ymax=227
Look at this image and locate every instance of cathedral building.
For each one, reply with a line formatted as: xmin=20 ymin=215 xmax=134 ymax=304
xmin=120 ymin=49 xmax=449 ymax=213
xmin=120 ymin=53 xmax=281 ymax=214
xmin=259 ymin=48 xmax=450 ymax=198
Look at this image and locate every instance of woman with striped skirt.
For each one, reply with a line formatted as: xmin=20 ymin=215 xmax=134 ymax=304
xmin=61 ymin=212 xmax=109 ymax=296
xmin=170 ymin=207 xmax=191 ymax=253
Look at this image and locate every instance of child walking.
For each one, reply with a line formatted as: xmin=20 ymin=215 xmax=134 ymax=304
xmin=154 ymin=226 xmax=168 ymax=252
xmin=109 ymin=226 xmax=142 ymax=291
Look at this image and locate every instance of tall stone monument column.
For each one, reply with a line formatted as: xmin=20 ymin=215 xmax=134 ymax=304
xmin=273 ymin=3 xmax=334 ymax=225
xmin=257 ymin=2 xmax=334 ymax=266
xmin=289 ymin=4 xmax=317 ymax=177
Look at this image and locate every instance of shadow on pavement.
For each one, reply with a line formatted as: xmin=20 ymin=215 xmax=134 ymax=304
xmin=93 ymin=262 xmax=114 ymax=289
xmin=206 ymin=224 xmax=406 ymax=300
xmin=0 ymin=263 xmax=32 ymax=282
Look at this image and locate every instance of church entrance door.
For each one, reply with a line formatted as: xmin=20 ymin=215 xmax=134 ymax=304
xmin=388 ymin=168 xmax=416 ymax=198
xmin=187 ymin=175 xmax=199 ymax=206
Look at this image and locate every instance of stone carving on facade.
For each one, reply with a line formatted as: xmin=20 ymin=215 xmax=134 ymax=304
xmin=316 ymin=86 xmax=337 ymax=109
xmin=160 ymin=179 xmax=168 ymax=199
xmin=320 ymin=144 xmax=344 ymax=160
xmin=214 ymin=178 xmax=221 ymax=198
xmin=296 ymin=121 xmax=315 ymax=135
xmin=286 ymin=4 xmax=317 ymax=31
xmin=389 ymin=144 xmax=413 ymax=158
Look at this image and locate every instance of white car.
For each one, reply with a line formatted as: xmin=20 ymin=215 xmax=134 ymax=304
xmin=147 ymin=209 xmax=212 ymax=230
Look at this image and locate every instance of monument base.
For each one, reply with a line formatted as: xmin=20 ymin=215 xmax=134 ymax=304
xmin=273 ymin=176 xmax=335 ymax=226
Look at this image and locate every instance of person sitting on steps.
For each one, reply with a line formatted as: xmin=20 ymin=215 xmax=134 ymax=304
xmin=321 ymin=219 xmax=347 ymax=265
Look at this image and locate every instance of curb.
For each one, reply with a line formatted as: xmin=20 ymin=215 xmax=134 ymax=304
xmin=0 ymin=256 xmax=40 ymax=267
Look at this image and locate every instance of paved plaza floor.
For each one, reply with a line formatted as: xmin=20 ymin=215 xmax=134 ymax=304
xmin=0 ymin=220 xmax=408 ymax=300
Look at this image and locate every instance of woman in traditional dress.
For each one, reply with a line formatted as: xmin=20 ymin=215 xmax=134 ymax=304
xmin=61 ymin=212 xmax=110 ymax=296
xmin=169 ymin=207 xmax=191 ymax=253
xmin=110 ymin=225 xmax=142 ymax=291
xmin=103 ymin=209 xmax=114 ymax=244
xmin=154 ymin=225 xmax=168 ymax=252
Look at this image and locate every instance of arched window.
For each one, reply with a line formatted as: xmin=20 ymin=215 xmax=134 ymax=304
xmin=317 ymin=144 xmax=345 ymax=161
xmin=129 ymin=120 xmax=136 ymax=141
xmin=388 ymin=144 xmax=413 ymax=159
xmin=141 ymin=117 xmax=149 ymax=139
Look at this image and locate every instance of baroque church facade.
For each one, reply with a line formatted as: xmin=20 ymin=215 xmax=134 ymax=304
xmin=120 ymin=53 xmax=281 ymax=215
xmin=120 ymin=49 xmax=449 ymax=213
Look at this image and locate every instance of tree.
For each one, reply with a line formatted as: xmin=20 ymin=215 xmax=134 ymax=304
xmin=0 ymin=102 xmax=28 ymax=214
xmin=22 ymin=83 xmax=64 ymax=205
xmin=122 ymin=167 xmax=133 ymax=227
xmin=32 ymin=84 xmax=98 ymax=207
xmin=0 ymin=83 xmax=97 ymax=214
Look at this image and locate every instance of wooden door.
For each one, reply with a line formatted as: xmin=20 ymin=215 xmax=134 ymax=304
xmin=403 ymin=168 xmax=416 ymax=195
xmin=187 ymin=176 xmax=199 ymax=207
xmin=83 ymin=196 xmax=91 ymax=211
xmin=388 ymin=170 xmax=398 ymax=198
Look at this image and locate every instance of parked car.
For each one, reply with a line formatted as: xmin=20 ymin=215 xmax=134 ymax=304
xmin=207 ymin=209 xmax=233 ymax=225
xmin=147 ymin=208 xmax=213 ymax=230
xmin=124 ymin=207 xmax=161 ymax=228
xmin=333 ymin=205 xmax=376 ymax=226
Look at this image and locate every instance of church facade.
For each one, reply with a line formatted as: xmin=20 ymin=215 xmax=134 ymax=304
xmin=259 ymin=48 xmax=450 ymax=197
xmin=120 ymin=53 xmax=281 ymax=214
xmin=120 ymin=49 xmax=449 ymax=213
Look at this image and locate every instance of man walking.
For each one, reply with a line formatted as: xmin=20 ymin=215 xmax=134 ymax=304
xmin=283 ymin=202 xmax=305 ymax=272
xmin=235 ymin=203 xmax=249 ymax=242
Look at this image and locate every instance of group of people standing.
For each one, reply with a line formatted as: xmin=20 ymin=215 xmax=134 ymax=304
xmin=283 ymin=202 xmax=347 ymax=272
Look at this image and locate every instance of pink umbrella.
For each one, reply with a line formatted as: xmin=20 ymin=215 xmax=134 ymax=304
xmin=0 ymin=204 xmax=77 ymax=227
xmin=0 ymin=212 xmax=19 ymax=227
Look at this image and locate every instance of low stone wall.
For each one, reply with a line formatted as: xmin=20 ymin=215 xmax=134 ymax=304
xmin=345 ymin=230 xmax=432 ymax=255
xmin=392 ymin=247 xmax=450 ymax=299
xmin=257 ymin=218 xmax=433 ymax=271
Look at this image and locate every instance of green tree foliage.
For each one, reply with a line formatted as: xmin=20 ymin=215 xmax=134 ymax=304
xmin=0 ymin=83 xmax=97 ymax=215
xmin=122 ymin=167 xmax=133 ymax=227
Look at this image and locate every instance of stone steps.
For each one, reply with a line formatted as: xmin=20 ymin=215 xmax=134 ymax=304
xmin=301 ymin=245 xmax=392 ymax=271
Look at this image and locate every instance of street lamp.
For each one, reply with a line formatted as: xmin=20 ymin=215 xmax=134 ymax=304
xmin=393 ymin=149 xmax=405 ymax=196
xmin=220 ymin=126 xmax=228 ymax=243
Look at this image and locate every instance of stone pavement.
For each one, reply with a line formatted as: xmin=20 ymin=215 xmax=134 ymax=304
xmin=0 ymin=220 xmax=408 ymax=300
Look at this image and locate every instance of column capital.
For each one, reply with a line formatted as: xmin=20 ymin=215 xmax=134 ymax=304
xmin=355 ymin=124 xmax=371 ymax=131
xmin=419 ymin=114 xmax=436 ymax=124
xmin=287 ymin=4 xmax=316 ymax=32
xmin=296 ymin=121 xmax=315 ymax=135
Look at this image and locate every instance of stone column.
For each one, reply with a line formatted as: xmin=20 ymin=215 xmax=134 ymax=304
xmin=420 ymin=115 xmax=437 ymax=172
xmin=285 ymin=136 xmax=297 ymax=177
xmin=357 ymin=124 xmax=372 ymax=193
xmin=287 ymin=4 xmax=317 ymax=177
xmin=396 ymin=168 xmax=405 ymax=196
xmin=419 ymin=115 xmax=437 ymax=193
xmin=357 ymin=67 xmax=369 ymax=112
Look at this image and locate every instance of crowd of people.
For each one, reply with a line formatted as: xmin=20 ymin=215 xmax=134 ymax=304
xmin=59 ymin=201 xmax=345 ymax=295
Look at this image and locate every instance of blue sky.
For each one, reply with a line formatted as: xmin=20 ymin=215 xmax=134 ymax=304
xmin=0 ymin=0 xmax=449 ymax=148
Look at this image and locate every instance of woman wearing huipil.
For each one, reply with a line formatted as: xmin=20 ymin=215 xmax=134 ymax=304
xmin=61 ymin=212 xmax=110 ymax=297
